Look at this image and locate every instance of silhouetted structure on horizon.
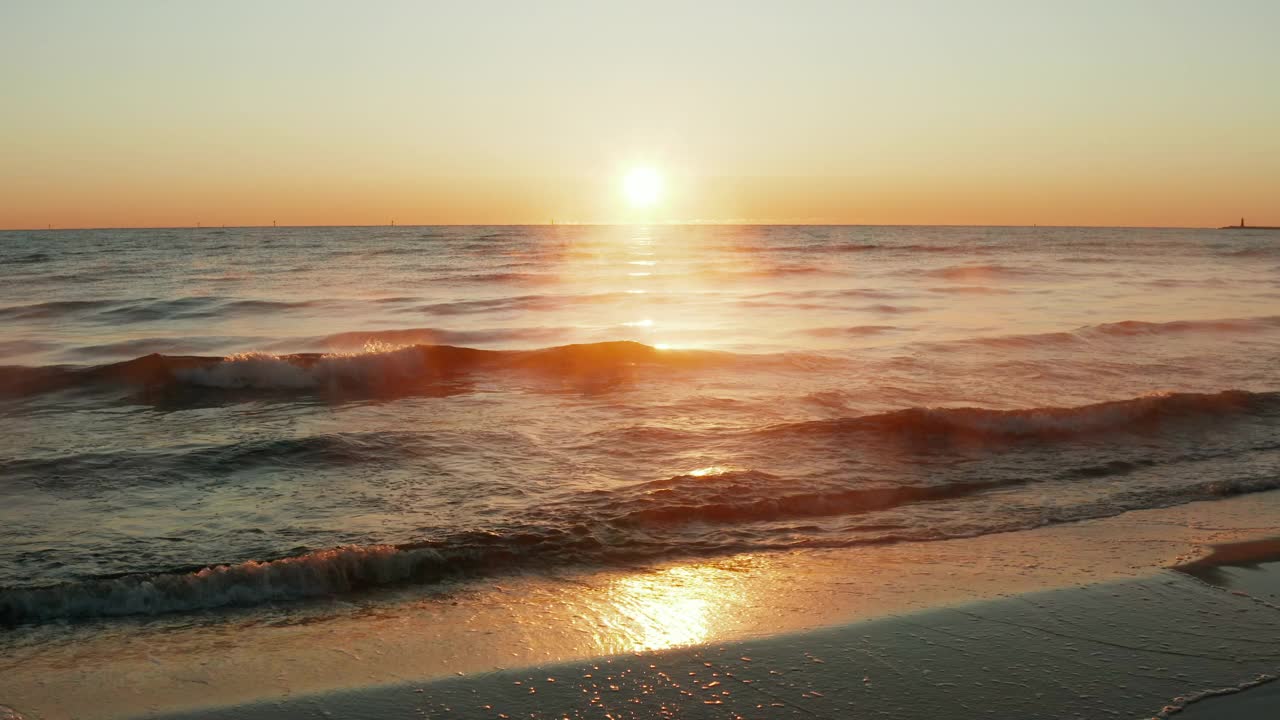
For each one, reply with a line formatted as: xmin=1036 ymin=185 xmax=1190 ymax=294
xmin=1220 ymin=218 xmax=1280 ymax=230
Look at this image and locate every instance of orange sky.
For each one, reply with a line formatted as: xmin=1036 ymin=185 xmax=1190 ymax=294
xmin=2 ymin=1 xmax=1278 ymax=229
xmin=7 ymin=173 xmax=1274 ymax=230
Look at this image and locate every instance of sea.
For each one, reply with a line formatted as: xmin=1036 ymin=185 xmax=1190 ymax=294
xmin=1 ymin=224 xmax=1278 ymax=629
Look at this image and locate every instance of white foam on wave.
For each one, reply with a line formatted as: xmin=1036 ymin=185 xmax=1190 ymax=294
xmin=173 ymin=346 xmax=429 ymax=390
xmin=0 ymin=544 xmax=446 ymax=625
xmin=1155 ymin=673 xmax=1279 ymax=718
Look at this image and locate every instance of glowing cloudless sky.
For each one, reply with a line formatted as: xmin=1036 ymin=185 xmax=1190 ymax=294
xmin=2 ymin=0 xmax=1278 ymax=228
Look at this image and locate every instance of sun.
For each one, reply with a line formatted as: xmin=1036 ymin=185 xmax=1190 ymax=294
xmin=623 ymin=167 xmax=663 ymax=208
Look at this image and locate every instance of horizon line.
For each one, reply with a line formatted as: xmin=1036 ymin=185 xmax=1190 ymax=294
xmin=0 ymin=221 xmax=1248 ymax=232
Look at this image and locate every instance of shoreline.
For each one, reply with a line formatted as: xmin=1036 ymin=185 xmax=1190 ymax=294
xmin=148 ymin=568 xmax=1280 ymax=720
xmin=3 ymin=491 xmax=1279 ymax=719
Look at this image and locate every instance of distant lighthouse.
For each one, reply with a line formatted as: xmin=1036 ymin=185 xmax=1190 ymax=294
xmin=1221 ymin=217 xmax=1280 ymax=230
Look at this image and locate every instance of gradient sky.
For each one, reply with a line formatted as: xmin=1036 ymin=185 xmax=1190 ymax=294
xmin=2 ymin=0 xmax=1278 ymax=228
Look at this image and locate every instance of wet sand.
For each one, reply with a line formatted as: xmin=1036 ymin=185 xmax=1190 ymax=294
xmin=1170 ymin=549 xmax=1280 ymax=718
xmin=149 ymin=570 xmax=1280 ymax=720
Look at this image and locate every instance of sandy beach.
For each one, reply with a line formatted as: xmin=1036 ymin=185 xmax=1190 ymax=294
xmin=149 ymin=570 xmax=1280 ymax=720
xmin=3 ymin=491 xmax=1277 ymax=720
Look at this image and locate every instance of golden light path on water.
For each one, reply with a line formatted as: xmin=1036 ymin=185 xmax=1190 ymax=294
xmin=595 ymin=559 xmax=753 ymax=653
xmin=599 ymin=222 xmax=776 ymax=352
xmin=601 ymin=223 xmax=744 ymax=353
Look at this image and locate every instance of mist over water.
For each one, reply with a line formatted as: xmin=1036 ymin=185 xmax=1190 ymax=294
xmin=1 ymin=225 xmax=1278 ymax=625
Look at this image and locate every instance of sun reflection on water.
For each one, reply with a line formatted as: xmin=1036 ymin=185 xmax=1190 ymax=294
xmin=537 ymin=225 xmax=777 ymax=358
xmin=601 ymin=562 xmax=749 ymax=652
xmin=687 ymin=465 xmax=731 ymax=477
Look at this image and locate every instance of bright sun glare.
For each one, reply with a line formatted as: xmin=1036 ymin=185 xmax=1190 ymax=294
xmin=623 ymin=167 xmax=662 ymax=208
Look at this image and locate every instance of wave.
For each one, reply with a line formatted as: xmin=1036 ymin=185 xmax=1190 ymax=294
xmin=1222 ymin=247 xmax=1279 ymax=258
xmin=595 ymin=469 xmax=1026 ymax=527
xmin=60 ymin=335 xmax=265 ymax=360
xmin=776 ymin=242 xmax=975 ymax=254
xmin=804 ymin=325 xmax=901 ymax=337
xmin=950 ymin=331 xmax=1080 ymax=349
xmin=924 ymin=315 xmax=1280 ymax=352
xmin=925 ymin=263 xmax=1038 ymax=282
xmin=1 ymin=385 xmax=1277 ymax=626
xmin=97 ymin=296 xmax=225 ymax=322
xmin=1083 ymin=316 xmax=1280 ymax=338
xmin=5 ymin=314 xmax=1278 ymax=399
xmin=0 ymin=296 xmax=340 ymax=324
xmin=704 ymin=264 xmax=848 ymax=281
xmin=304 ymin=326 xmax=571 ymax=351
xmin=406 ymin=292 xmax=661 ymax=316
xmin=221 ymin=299 xmax=327 ymax=313
xmin=5 ymin=456 xmax=1279 ymax=626
xmin=325 ymin=247 xmax=425 ymax=258
xmin=0 ymin=544 xmax=456 ymax=625
xmin=763 ymin=390 xmax=1278 ymax=445
xmin=460 ymin=271 xmax=559 ymax=284
xmin=927 ymin=285 xmax=1016 ymax=295
xmin=1 ymin=431 xmax=433 ymax=487
xmin=0 ymin=300 xmax=111 ymax=320
xmin=0 ymin=339 xmax=60 ymax=360
xmin=0 ymin=341 xmax=734 ymax=398
xmin=861 ymin=304 xmax=926 ymax=314
xmin=3 ymin=251 xmax=53 ymax=265
xmin=0 ymin=517 xmax=683 ymax=625
xmin=736 ymin=287 xmax=906 ymax=310
xmin=777 ymin=242 xmax=884 ymax=253
xmin=11 ymin=310 xmax=1275 ymax=398
xmin=744 ymin=288 xmax=906 ymax=303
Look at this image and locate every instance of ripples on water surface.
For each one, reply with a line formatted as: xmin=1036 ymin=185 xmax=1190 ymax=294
xmin=1 ymin=225 xmax=1278 ymax=625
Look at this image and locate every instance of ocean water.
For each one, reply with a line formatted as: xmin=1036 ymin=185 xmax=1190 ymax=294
xmin=1 ymin=225 xmax=1278 ymax=626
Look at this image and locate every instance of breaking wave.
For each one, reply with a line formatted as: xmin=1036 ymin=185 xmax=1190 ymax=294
xmin=0 ymin=341 xmax=735 ymax=397
xmin=0 ymin=545 xmax=455 ymax=625
xmin=2 ymin=386 xmax=1278 ymax=626
xmin=4 ymin=309 xmax=1278 ymax=401
xmin=4 ymin=460 xmax=1278 ymax=626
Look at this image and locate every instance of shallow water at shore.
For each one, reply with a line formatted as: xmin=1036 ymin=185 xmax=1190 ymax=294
xmin=2 ymin=493 xmax=1277 ymax=720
